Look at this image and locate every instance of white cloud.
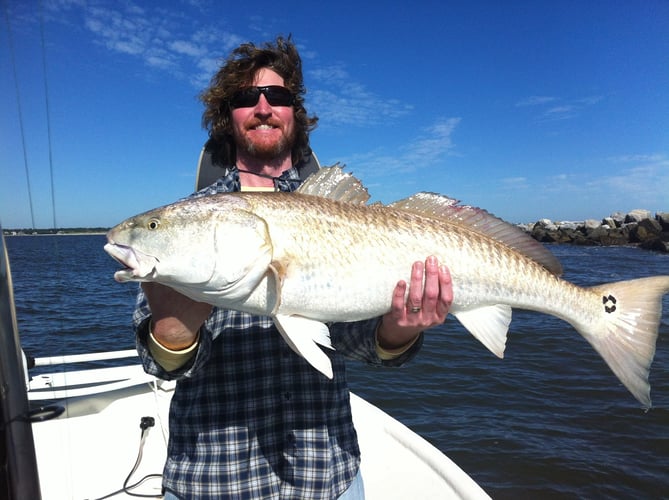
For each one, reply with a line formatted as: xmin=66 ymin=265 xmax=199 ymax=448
xmin=545 ymin=105 xmax=576 ymax=117
xmin=42 ymin=2 xmax=244 ymax=89
xmin=491 ymin=154 xmax=668 ymax=220
xmin=599 ymin=154 xmax=669 ymax=204
xmin=608 ymin=153 xmax=667 ymax=164
xmin=335 ymin=116 xmax=462 ymax=185
xmin=307 ymin=64 xmax=413 ymax=126
xmin=169 ymin=40 xmax=205 ymax=58
xmin=516 ymin=94 xmax=604 ymax=121
xmin=501 ymin=176 xmax=529 ymax=189
xmin=308 ymin=65 xmax=351 ymax=84
xmin=515 ymin=95 xmax=556 ymax=107
xmin=403 ymin=118 xmax=461 ymax=163
xmin=577 ymin=95 xmax=604 ymax=106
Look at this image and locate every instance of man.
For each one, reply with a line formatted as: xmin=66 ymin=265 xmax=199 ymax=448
xmin=133 ymin=36 xmax=453 ymax=499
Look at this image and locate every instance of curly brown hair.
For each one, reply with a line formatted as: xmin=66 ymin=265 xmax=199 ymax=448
xmin=199 ymin=36 xmax=318 ymax=167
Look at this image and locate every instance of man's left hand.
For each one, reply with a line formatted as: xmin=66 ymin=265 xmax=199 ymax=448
xmin=377 ymin=256 xmax=453 ymax=350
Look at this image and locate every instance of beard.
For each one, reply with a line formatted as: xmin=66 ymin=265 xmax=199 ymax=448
xmin=235 ymin=124 xmax=296 ymax=161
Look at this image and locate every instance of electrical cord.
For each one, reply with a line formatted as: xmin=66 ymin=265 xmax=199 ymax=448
xmin=89 ymin=416 xmax=163 ymax=499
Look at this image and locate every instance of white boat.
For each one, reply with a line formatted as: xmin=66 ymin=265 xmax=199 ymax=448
xmin=1 ymin=149 xmax=490 ymax=499
xmin=22 ymin=350 xmax=490 ymax=499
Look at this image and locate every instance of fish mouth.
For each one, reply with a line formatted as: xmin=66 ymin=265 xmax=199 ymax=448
xmin=103 ymin=242 xmax=159 ymax=282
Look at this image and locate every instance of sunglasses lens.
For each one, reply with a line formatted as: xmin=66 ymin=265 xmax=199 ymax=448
xmin=230 ymin=88 xmax=260 ymax=108
xmin=264 ymin=87 xmax=294 ymax=106
xmin=230 ymin=86 xmax=294 ymax=108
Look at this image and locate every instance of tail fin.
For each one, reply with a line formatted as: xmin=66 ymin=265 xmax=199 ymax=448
xmin=577 ymin=276 xmax=669 ymax=408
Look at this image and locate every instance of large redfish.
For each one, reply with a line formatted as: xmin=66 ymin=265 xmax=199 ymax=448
xmin=104 ymin=167 xmax=669 ymax=407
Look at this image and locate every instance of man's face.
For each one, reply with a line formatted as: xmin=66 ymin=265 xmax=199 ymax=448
xmin=231 ymin=68 xmax=296 ymax=161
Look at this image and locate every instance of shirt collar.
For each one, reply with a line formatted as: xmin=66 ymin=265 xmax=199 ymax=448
xmin=230 ymin=165 xmax=302 ymax=193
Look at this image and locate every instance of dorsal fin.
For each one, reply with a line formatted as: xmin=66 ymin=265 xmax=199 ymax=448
xmin=296 ymin=164 xmax=370 ymax=205
xmin=389 ymin=192 xmax=563 ymax=276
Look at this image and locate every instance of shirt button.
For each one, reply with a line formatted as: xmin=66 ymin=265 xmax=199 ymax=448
xmin=284 ymin=392 xmax=291 ymax=400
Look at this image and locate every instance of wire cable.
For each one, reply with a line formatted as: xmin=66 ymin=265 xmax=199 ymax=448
xmin=2 ymin=0 xmax=36 ymax=228
xmin=38 ymin=0 xmax=57 ymax=229
xmin=88 ymin=417 xmax=163 ymax=500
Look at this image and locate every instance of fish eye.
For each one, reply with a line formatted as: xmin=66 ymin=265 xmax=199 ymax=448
xmin=147 ymin=218 xmax=160 ymax=230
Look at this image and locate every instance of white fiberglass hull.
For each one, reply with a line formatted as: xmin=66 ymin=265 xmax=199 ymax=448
xmin=28 ymin=360 xmax=489 ymax=499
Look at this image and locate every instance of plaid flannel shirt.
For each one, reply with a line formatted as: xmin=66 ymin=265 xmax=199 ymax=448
xmin=133 ymin=166 xmax=423 ymax=499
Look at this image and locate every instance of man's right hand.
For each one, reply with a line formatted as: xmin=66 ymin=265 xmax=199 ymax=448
xmin=142 ymin=282 xmax=213 ymax=350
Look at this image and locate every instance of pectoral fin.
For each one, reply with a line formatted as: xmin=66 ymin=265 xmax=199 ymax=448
xmin=453 ymin=305 xmax=512 ymax=358
xmin=273 ymin=315 xmax=335 ymax=378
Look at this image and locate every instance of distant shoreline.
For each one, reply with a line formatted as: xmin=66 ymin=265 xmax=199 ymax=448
xmin=3 ymin=230 xmax=108 ymax=236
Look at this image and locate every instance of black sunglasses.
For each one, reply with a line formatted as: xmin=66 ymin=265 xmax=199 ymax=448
xmin=229 ymin=86 xmax=295 ymax=109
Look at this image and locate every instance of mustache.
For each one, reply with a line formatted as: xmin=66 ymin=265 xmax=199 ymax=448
xmin=246 ymin=118 xmax=283 ymax=129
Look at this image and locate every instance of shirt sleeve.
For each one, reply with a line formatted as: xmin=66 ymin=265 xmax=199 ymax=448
xmin=328 ymin=318 xmax=423 ymax=367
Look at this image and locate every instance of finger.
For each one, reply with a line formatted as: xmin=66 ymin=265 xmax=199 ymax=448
xmin=436 ymin=265 xmax=453 ymax=318
xmin=421 ymin=256 xmax=440 ymax=315
xmin=391 ymin=280 xmax=408 ymax=317
xmin=407 ymin=261 xmax=424 ymax=312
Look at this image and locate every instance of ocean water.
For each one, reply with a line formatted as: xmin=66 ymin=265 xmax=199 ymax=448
xmin=5 ymin=234 xmax=669 ymax=499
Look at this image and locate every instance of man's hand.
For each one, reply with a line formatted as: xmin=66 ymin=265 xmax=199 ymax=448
xmin=142 ymin=282 xmax=213 ymax=351
xmin=377 ymin=256 xmax=453 ymax=350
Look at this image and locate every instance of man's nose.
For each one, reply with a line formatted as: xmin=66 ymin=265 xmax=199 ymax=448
xmin=254 ymin=94 xmax=273 ymax=114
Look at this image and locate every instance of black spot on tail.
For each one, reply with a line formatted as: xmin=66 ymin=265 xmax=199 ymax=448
xmin=603 ymin=294 xmax=617 ymax=313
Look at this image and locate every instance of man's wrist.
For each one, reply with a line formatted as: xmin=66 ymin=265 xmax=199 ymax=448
xmin=375 ymin=321 xmax=421 ymax=360
xmin=150 ymin=318 xmax=199 ymax=351
xmin=148 ymin=325 xmax=200 ymax=371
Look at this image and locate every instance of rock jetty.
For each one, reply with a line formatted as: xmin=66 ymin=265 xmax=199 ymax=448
xmin=519 ymin=210 xmax=669 ymax=253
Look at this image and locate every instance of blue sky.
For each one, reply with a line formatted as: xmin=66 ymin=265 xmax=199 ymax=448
xmin=1 ymin=0 xmax=667 ymax=229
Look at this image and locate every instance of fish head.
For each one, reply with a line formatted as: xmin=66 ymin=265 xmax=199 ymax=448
xmin=104 ymin=195 xmax=273 ymax=303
